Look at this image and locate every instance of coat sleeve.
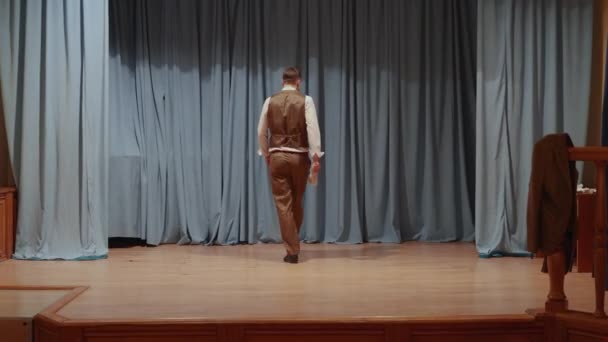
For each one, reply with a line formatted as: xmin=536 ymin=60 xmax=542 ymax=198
xmin=526 ymin=143 xmax=544 ymax=253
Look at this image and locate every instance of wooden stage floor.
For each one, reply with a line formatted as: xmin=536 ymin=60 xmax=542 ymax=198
xmin=0 ymin=242 xmax=601 ymax=322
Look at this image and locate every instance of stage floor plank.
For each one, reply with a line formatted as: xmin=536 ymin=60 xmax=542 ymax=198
xmin=0 ymin=242 xmax=601 ymax=322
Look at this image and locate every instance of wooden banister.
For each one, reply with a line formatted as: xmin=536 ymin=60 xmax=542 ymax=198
xmin=567 ymin=147 xmax=608 ymax=318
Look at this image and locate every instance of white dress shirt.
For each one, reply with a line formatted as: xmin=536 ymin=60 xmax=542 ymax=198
xmin=257 ymin=85 xmax=324 ymax=159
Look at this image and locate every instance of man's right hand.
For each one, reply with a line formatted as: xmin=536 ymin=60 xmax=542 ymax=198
xmin=312 ymin=161 xmax=320 ymax=173
xmin=311 ymin=154 xmax=320 ymax=173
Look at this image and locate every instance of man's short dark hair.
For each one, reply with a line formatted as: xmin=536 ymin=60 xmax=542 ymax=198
xmin=282 ymin=67 xmax=301 ymax=83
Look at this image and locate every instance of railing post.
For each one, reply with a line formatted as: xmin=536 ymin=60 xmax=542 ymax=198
xmin=545 ymin=250 xmax=568 ymax=312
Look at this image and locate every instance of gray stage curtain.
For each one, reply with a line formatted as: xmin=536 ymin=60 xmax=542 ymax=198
xmin=109 ymin=0 xmax=477 ymax=245
xmin=475 ymin=0 xmax=593 ymax=256
xmin=0 ymin=0 xmax=109 ymax=259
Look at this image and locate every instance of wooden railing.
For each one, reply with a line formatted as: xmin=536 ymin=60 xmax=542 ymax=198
xmin=548 ymin=147 xmax=608 ymax=318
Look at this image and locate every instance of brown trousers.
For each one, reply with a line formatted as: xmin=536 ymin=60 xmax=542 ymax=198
xmin=269 ymin=152 xmax=310 ymax=255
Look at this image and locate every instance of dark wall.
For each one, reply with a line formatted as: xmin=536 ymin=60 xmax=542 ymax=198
xmin=0 ymin=85 xmax=15 ymax=187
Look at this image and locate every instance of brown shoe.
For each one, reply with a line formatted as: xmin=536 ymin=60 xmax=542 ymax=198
xmin=283 ymin=254 xmax=298 ymax=264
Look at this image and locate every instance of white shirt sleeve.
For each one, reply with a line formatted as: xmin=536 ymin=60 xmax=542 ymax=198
xmin=305 ymin=96 xmax=324 ymax=159
xmin=257 ymin=97 xmax=270 ymax=156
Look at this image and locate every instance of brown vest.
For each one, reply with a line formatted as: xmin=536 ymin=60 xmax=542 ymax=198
xmin=267 ymin=90 xmax=309 ymax=150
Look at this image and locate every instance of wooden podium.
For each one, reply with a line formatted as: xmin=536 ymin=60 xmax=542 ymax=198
xmin=553 ymin=147 xmax=608 ymax=318
xmin=576 ymin=191 xmax=595 ymax=273
xmin=0 ymin=187 xmax=16 ymax=261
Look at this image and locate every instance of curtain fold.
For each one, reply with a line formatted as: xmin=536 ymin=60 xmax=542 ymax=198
xmin=0 ymin=0 xmax=109 ymax=260
xmin=109 ymin=0 xmax=478 ymax=245
xmin=475 ymin=0 xmax=593 ymax=257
